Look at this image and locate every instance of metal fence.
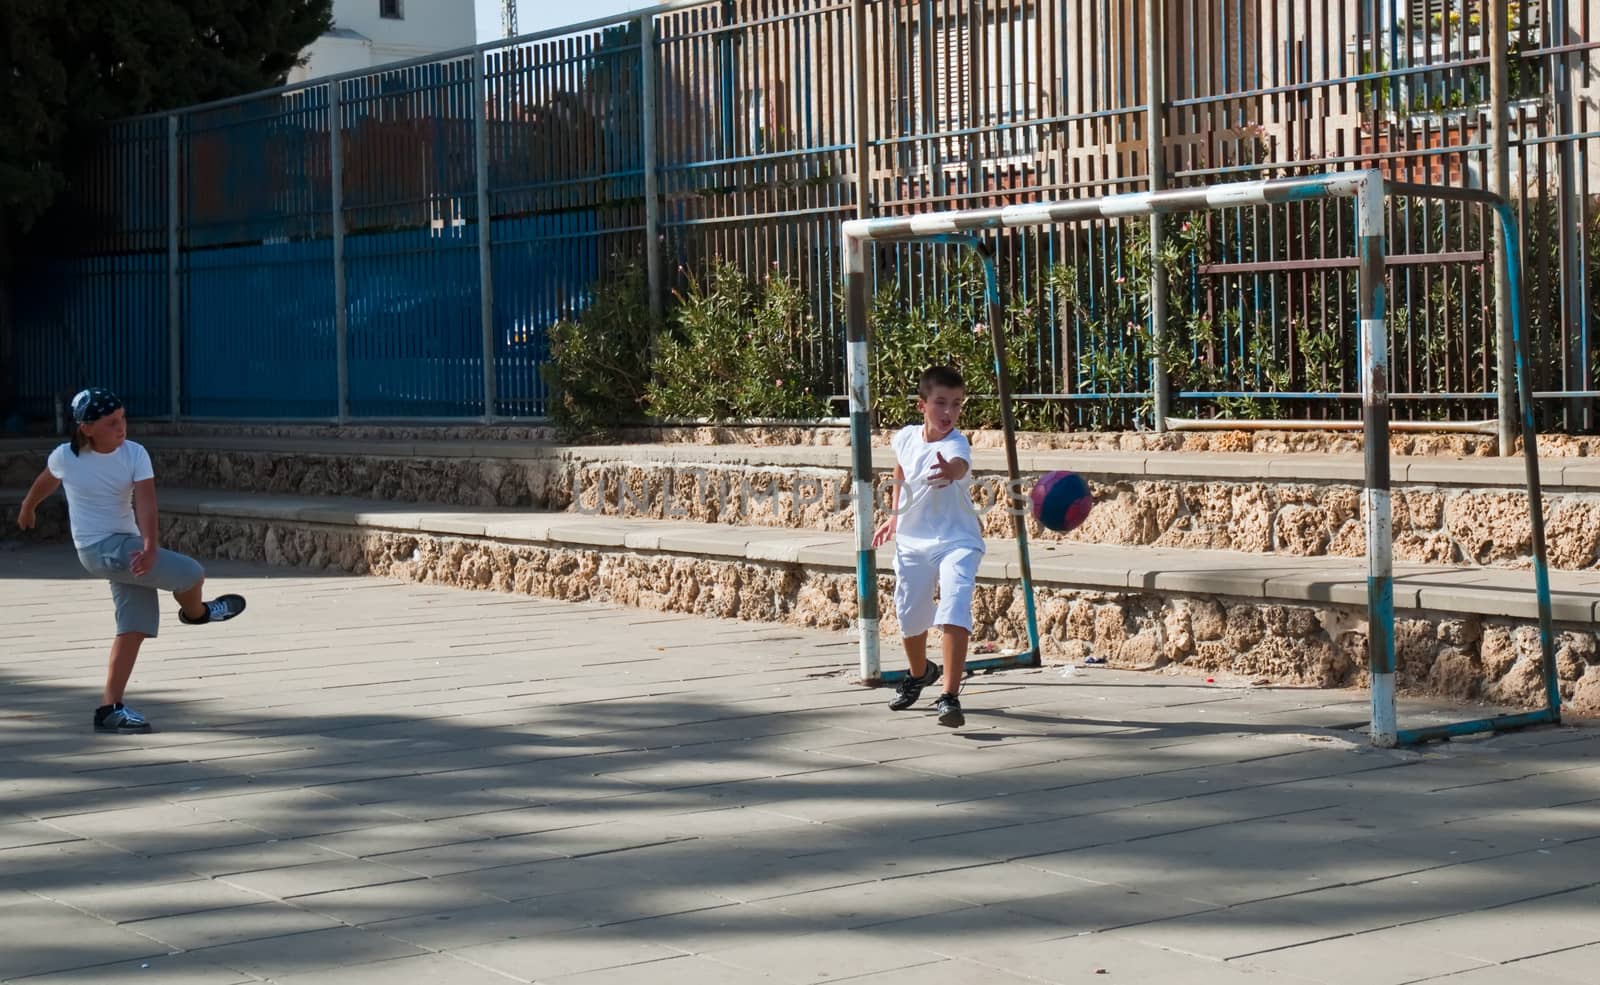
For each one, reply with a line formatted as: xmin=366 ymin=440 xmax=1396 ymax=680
xmin=11 ymin=0 xmax=1600 ymax=438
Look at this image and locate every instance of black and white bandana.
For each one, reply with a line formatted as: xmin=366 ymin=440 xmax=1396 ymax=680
xmin=70 ymin=388 xmax=124 ymax=424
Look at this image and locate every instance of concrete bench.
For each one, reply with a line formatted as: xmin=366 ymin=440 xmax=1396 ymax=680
xmin=5 ymin=485 xmax=1592 ymax=622
xmin=5 ymin=485 xmax=1595 ymax=708
xmin=5 ymin=434 xmax=1597 ymax=489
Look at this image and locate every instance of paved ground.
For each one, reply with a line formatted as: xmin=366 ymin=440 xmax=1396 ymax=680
xmin=2 ymin=542 xmax=1598 ymax=985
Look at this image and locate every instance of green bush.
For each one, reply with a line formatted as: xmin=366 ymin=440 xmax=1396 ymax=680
xmin=542 ymin=264 xmax=653 ymax=438
xmin=647 ymin=264 xmax=831 ymax=422
xmin=867 ymin=253 xmax=1057 ymax=431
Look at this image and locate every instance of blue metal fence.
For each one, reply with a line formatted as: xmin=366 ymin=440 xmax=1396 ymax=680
xmin=14 ymin=114 xmax=170 ymax=419
xmin=10 ymin=0 xmax=1600 ymax=432
xmin=14 ymin=254 xmax=170 ymax=418
xmin=183 ymin=240 xmax=339 ymax=417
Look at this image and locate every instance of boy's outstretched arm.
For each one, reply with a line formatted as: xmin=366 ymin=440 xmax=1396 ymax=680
xmin=16 ymin=469 xmax=61 ymax=529
xmin=926 ymin=451 xmax=969 ymax=486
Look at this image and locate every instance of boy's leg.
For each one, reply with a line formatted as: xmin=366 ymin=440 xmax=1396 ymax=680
xmin=930 ymin=548 xmax=982 ymax=727
xmin=889 ymin=629 xmax=941 ymax=711
xmin=104 ymin=632 xmax=148 ymax=706
xmin=174 ymin=575 xmax=207 ymax=622
xmin=888 ymin=552 xmax=941 ymax=710
xmin=98 ymin=539 xmax=214 ymax=623
xmin=932 ymin=548 xmax=981 ymax=678
xmin=893 ymin=549 xmax=937 ymax=675
xmin=151 ymin=549 xmax=243 ymax=625
xmin=903 ymin=630 xmax=931 ymax=679
xmin=940 ymin=624 xmax=970 ymax=696
xmin=96 ymin=579 xmax=159 ymax=732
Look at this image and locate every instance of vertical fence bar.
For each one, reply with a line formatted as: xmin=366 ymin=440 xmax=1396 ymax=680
xmin=641 ymin=14 xmax=663 ymax=324
xmin=1554 ymin=0 xmax=1589 ymax=432
xmin=844 ymin=228 xmax=879 ymax=681
xmin=1490 ymin=0 xmax=1514 ymax=455
xmin=1144 ymin=0 xmax=1168 ymax=432
xmin=965 ymin=0 xmax=982 ymax=198
xmin=920 ymin=0 xmax=947 ymax=203
xmin=329 ymin=80 xmax=350 ymax=423
xmin=1359 ymin=174 xmax=1396 ymax=748
xmin=40 ymin=4 xmax=1600 ymax=429
xmin=473 ymin=52 xmax=496 ymax=421
xmin=167 ymin=114 xmax=181 ymax=420
xmin=852 ymin=0 xmax=870 ymax=222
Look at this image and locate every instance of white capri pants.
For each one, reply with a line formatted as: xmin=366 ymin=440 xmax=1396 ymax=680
xmin=893 ymin=545 xmax=982 ymax=637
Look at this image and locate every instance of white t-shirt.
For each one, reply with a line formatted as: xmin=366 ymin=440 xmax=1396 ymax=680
xmin=889 ymin=424 xmax=985 ymax=555
xmin=46 ymin=441 xmax=155 ymax=549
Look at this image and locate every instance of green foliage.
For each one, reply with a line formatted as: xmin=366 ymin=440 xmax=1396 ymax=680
xmin=867 ymin=253 xmax=1059 ymax=432
xmin=646 ymin=264 xmax=831 ymax=422
xmin=1 ymin=1 xmax=333 ymax=252
xmin=542 ymin=264 xmax=654 ymax=438
xmin=1052 ymin=214 xmax=1266 ymax=426
xmin=1 ymin=1 xmax=332 ymax=408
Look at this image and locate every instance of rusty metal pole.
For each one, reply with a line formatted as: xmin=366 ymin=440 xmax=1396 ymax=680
xmin=1145 ymin=0 xmax=1169 ymax=432
xmin=641 ymin=14 xmax=663 ymax=325
xmin=852 ymin=0 xmax=870 ymax=222
xmin=1553 ymin=0 xmax=1589 ymax=432
xmin=167 ymin=115 xmax=182 ymax=421
xmin=1489 ymin=0 xmax=1514 ymax=454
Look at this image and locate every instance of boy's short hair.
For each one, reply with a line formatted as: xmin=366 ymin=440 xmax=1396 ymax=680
xmin=918 ymin=365 xmax=965 ymax=398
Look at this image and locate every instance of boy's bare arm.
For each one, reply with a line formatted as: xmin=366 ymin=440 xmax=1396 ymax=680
xmin=20 ymin=469 xmax=61 ymax=511
xmin=132 ymin=478 xmax=160 ymax=546
xmin=131 ymin=478 xmax=161 ymax=574
xmin=16 ymin=470 xmax=61 ymax=528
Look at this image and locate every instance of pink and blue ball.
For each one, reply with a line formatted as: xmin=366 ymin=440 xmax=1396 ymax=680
xmin=1030 ymin=470 xmax=1094 ymax=533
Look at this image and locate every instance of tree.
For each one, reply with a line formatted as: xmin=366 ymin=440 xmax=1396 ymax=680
xmin=0 ymin=0 xmax=333 ymax=415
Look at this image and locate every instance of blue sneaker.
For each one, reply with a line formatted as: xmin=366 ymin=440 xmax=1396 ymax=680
xmin=94 ymin=703 xmax=153 ymax=734
xmin=180 ymin=594 xmax=247 ymax=626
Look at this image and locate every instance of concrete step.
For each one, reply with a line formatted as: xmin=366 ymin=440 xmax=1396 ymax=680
xmin=4 ymin=433 xmax=1592 ymax=489
xmin=4 ymin=485 xmax=1593 ymax=714
xmin=2 ymin=436 xmax=1588 ymax=573
xmin=131 ymin=489 xmax=1600 ymax=622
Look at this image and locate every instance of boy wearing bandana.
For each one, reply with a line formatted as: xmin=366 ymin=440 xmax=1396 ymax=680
xmin=16 ymin=388 xmax=246 ymax=733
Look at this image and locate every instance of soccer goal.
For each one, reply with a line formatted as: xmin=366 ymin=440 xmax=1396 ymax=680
xmin=841 ymin=169 xmax=1560 ymax=748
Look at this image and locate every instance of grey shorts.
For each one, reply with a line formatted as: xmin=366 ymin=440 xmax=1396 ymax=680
xmin=77 ymin=534 xmax=205 ymax=638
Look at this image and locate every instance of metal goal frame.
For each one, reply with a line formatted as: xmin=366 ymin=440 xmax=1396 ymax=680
xmin=840 ymin=169 xmax=1560 ymax=747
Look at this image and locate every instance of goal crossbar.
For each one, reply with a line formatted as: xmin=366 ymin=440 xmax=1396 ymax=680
xmin=840 ymin=170 xmax=1559 ymax=748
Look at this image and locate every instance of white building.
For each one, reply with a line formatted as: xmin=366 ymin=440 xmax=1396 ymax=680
xmin=288 ymin=0 xmax=478 ymax=83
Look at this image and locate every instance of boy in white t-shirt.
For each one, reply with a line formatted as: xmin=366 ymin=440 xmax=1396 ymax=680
xmin=872 ymin=366 xmax=985 ymax=727
xmin=15 ymin=388 xmax=246 ymax=734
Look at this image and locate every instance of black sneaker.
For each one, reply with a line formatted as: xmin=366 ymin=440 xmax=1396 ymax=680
xmin=934 ymin=693 xmax=965 ymax=728
xmin=180 ymin=594 xmax=247 ymax=626
xmin=888 ymin=663 xmax=941 ymax=711
xmin=94 ymin=703 xmax=153 ymax=734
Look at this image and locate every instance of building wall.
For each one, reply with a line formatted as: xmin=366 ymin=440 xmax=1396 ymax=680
xmin=289 ymin=0 xmax=478 ymax=83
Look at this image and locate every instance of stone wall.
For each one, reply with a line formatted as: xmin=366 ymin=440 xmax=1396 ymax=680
xmin=572 ymin=469 xmax=1569 ymax=569
xmin=7 ymin=445 xmax=1596 ymax=571
xmin=7 ymin=502 xmax=1596 ymax=715
xmin=37 ymin=420 xmax=1600 ymax=456
xmin=143 ymin=517 xmax=1600 ymax=716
